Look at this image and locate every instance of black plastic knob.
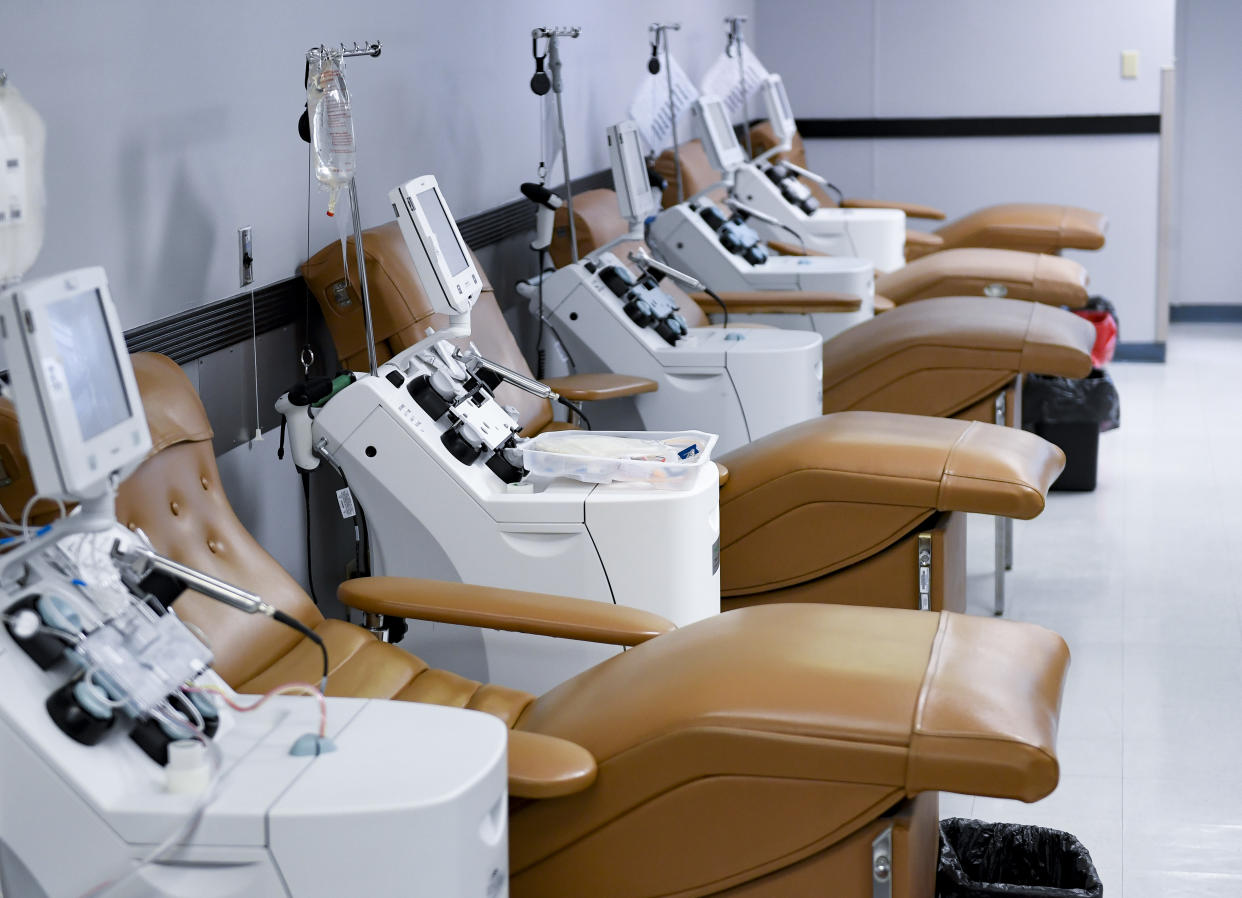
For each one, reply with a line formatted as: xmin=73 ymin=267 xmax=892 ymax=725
xmin=624 ymin=296 xmax=656 ymax=327
xmin=408 ymin=375 xmax=451 ymax=421
xmin=47 ymin=677 xmax=115 ymax=746
xmin=486 ymin=449 xmax=526 ymax=484
xmin=5 ymin=597 xmax=68 ymax=670
xmin=441 ymin=425 xmax=482 ymax=465
xmin=600 ymin=265 xmax=637 ymax=298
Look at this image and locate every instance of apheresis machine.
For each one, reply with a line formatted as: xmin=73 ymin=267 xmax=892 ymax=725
xmin=519 ymin=120 xmax=823 ymax=453
xmin=279 ymin=176 xmax=721 ymax=695
xmin=645 ymin=95 xmax=876 ymax=339
xmin=0 ymin=269 xmax=507 ymax=897
xmin=724 ymin=75 xmax=908 ymax=272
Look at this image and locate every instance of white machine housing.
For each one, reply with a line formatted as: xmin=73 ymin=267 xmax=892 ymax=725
xmin=646 ymin=197 xmax=876 ymax=340
xmin=0 ymin=267 xmax=151 ymax=501
xmin=526 ymin=251 xmax=822 ymax=453
xmin=0 ymin=274 xmax=509 ymax=896
xmin=296 ymin=179 xmax=721 ymax=695
xmin=713 ymin=83 xmax=907 ymax=272
xmin=0 ymin=622 xmax=508 ymax=898
xmin=310 ymin=350 xmax=721 ymax=696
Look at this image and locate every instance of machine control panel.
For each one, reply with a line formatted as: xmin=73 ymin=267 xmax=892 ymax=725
xmin=597 ymin=263 xmax=688 ymax=345
xmin=764 ymin=163 xmax=819 ymax=215
xmin=697 ymin=202 xmax=769 ymax=266
xmin=2 ymin=526 xmax=219 ymax=765
xmin=395 ymin=340 xmax=527 ymax=484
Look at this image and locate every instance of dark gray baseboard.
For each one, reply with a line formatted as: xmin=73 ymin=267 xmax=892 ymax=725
xmin=1113 ymin=341 xmax=1166 ymax=363
xmin=1169 ymin=304 xmax=1242 ymax=323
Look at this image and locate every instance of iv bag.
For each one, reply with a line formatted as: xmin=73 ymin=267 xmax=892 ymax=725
xmin=0 ymin=80 xmax=46 ymax=282
xmin=307 ymin=54 xmax=356 ymax=216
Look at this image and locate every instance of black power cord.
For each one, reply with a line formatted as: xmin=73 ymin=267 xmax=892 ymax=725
xmin=272 ymin=609 xmax=330 ymax=691
xmin=702 ymin=286 xmax=729 ymax=328
xmin=556 ymin=396 xmax=592 ymax=429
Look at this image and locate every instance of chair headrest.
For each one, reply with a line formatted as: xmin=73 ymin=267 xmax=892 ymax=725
xmin=549 ymin=189 xmax=632 ymax=269
xmin=131 ymin=352 xmax=214 ymax=453
xmin=653 ymin=140 xmax=722 ymax=209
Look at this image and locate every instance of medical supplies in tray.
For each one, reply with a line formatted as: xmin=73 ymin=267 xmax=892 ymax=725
xmin=521 ymin=430 xmax=717 ymax=490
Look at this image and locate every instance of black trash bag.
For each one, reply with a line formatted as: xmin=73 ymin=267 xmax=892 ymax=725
xmin=937 ymin=819 xmax=1103 ymax=897
xmin=1022 ymin=370 xmax=1120 ymax=433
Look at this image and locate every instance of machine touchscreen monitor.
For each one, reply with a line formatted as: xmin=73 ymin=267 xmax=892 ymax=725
xmin=607 ymin=120 xmax=657 ymax=225
xmin=0 ymin=267 xmax=151 ymax=500
xmin=389 ymin=175 xmax=482 ymax=317
xmin=694 ymin=96 xmax=747 ymax=174
xmin=761 ymin=75 xmax=797 ymax=146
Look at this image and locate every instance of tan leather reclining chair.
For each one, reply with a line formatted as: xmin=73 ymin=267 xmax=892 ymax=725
xmin=303 ymin=225 xmax=1065 ymax=612
xmin=749 ymin=123 xmax=1109 ymax=262
xmin=550 ymin=189 xmax=1096 ymax=426
xmin=653 ymin=140 xmax=1090 ymax=309
xmin=0 ymin=355 xmax=1072 ymax=897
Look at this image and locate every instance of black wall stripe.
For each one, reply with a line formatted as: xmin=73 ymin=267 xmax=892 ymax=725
xmin=798 ymin=114 xmax=1161 ymax=140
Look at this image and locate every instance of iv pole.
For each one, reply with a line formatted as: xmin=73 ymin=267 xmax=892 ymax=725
xmin=650 ymin=23 xmax=683 ymax=204
xmin=725 ymin=16 xmax=754 ymax=160
xmin=307 ymin=41 xmax=382 ymax=378
xmin=534 ymin=27 xmax=582 ymax=263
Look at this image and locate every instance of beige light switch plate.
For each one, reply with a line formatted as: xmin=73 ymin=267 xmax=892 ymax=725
xmin=1122 ymin=50 xmax=1139 ymax=79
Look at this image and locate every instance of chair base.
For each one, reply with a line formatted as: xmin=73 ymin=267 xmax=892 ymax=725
xmin=712 ymin=793 xmax=939 ymax=898
xmin=722 ymin=511 xmax=965 ymax=614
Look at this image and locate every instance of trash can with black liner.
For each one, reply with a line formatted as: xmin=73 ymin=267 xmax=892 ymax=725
xmin=1022 ymin=370 xmax=1120 ymax=492
xmin=937 ymin=818 xmax=1103 ymax=897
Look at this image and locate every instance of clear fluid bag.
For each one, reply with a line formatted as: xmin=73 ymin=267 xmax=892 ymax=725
xmin=307 ymin=53 xmax=356 ymax=216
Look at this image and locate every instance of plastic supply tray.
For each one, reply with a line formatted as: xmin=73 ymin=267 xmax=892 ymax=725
xmin=520 ymin=430 xmax=718 ymax=490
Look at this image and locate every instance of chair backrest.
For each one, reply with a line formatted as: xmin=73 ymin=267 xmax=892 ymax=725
xmin=303 ymin=221 xmax=555 ymax=436
xmin=0 ymin=352 xmax=324 ymax=686
xmin=748 ymin=122 xmax=838 ymax=209
xmin=653 ymin=140 xmax=728 ymax=209
xmin=548 ymin=189 xmax=709 ymax=328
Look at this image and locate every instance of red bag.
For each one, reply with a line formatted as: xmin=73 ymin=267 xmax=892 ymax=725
xmin=1074 ymin=310 xmax=1117 ymax=368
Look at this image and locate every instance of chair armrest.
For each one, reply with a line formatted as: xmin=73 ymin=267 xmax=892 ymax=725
xmin=873 ymin=295 xmax=896 ymax=313
xmin=905 ymin=230 xmax=945 ymax=250
xmin=509 ymin=730 xmax=598 ymax=799
xmin=764 ymin=239 xmax=828 ymax=258
xmin=337 ymin=577 xmax=676 ymax=647
xmin=541 ymin=373 xmax=658 ymax=402
xmin=841 ymin=198 xmax=948 ymax=220
xmin=690 ymin=291 xmax=862 ymax=315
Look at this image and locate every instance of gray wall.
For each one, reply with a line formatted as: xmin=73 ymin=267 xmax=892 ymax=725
xmin=1171 ymin=0 xmax=1240 ymax=306
xmin=3 ymin=0 xmax=753 ymax=589
xmin=757 ymin=0 xmax=1176 ymax=343
xmin=7 ymin=0 xmax=754 ymax=330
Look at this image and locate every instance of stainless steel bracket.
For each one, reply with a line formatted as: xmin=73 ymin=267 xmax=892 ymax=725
xmin=993 ymin=390 xmax=1007 ymax=616
xmin=917 ymin=532 xmax=932 ymax=611
xmin=872 ymin=825 xmax=893 ymax=898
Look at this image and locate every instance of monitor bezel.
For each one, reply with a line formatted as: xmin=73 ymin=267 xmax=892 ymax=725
xmin=389 ymin=175 xmax=482 ymax=317
xmin=694 ymin=95 xmax=747 ymax=173
xmin=762 ymin=75 xmax=797 ymax=146
xmin=1 ymin=266 xmax=151 ymax=500
xmin=607 ymin=120 xmax=657 ymax=224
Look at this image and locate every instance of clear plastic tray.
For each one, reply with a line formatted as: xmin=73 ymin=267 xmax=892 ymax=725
xmin=520 ymin=430 xmax=718 ymax=490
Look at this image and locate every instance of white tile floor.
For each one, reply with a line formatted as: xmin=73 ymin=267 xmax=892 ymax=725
xmin=941 ymin=323 xmax=1242 ymax=896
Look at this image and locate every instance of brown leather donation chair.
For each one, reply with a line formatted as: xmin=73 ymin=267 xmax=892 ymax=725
xmin=749 ymin=123 xmax=1109 ymax=262
xmin=304 ymin=225 xmax=1065 ymax=614
xmin=653 ymin=140 xmax=1091 ymax=309
xmin=0 ymin=354 xmax=1072 ymax=897
xmin=552 ymin=189 xmax=1096 ymax=426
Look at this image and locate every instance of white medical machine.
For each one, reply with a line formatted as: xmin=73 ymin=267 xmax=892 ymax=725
xmin=517 ymin=120 xmax=822 ymax=453
xmin=723 ymin=76 xmax=908 ymax=272
xmin=645 ymin=95 xmax=876 ymax=340
xmin=278 ymin=176 xmax=720 ymax=696
xmin=0 ymin=269 xmax=508 ymax=897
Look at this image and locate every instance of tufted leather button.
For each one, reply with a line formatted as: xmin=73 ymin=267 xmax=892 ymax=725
xmin=170 ymin=500 xmax=180 ymax=516
xmin=207 ymin=539 xmax=218 ymax=553
xmin=127 ymin=522 xmax=136 ymax=531
xmin=200 ymin=476 xmax=209 ymax=490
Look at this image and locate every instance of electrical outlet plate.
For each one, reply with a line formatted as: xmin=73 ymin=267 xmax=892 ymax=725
xmin=238 ymin=226 xmax=254 ymax=287
xmin=1121 ymin=50 xmax=1139 ymax=79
